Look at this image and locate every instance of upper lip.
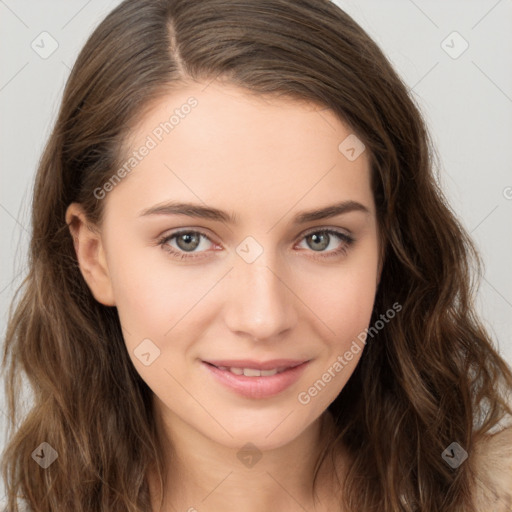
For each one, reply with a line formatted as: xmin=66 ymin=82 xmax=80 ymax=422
xmin=204 ymin=359 xmax=309 ymax=371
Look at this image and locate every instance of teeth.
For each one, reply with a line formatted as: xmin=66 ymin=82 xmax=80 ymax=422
xmin=216 ymin=366 xmax=280 ymax=377
xmin=260 ymin=368 xmax=278 ymax=376
xmin=243 ymin=368 xmax=262 ymax=377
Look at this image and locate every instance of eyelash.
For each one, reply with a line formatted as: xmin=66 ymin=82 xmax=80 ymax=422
xmin=157 ymin=228 xmax=355 ymax=262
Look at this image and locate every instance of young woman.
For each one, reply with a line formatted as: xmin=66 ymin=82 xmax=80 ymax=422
xmin=2 ymin=0 xmax=512 ymax=511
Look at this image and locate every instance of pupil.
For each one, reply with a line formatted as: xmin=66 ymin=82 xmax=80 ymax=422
xmin=310 ymin=233 xmax=328 ymax=251
xmin=178 ymin=233 xmax=199 ymax=251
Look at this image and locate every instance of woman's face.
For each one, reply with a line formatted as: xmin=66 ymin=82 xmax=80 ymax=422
xmin=93 ymin=81 xmax=380 ymax=450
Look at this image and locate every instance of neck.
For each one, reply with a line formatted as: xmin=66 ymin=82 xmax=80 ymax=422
xmin=147 ymin=406 xmax=342 ymax=512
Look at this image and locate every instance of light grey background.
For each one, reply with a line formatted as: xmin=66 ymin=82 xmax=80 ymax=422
xmin=1 ymin=0 xmax=511 ymax=504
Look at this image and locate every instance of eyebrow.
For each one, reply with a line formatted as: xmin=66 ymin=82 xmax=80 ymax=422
xmin=139 ymin=201 xmax=370 ymax=224
xmin=138 ymin=200 xmax=370 ymax=225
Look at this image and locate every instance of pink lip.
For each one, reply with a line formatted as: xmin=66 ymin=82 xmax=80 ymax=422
xmin=201 ymin=360 xmax=310 ymax=399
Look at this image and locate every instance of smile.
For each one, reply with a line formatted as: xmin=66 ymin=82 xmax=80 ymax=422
xmin=201 ymin=360 xmax=310 ymax=399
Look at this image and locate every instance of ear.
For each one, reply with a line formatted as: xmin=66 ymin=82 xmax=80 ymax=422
xmin=65 ymin=203 xmax=116 ymax=306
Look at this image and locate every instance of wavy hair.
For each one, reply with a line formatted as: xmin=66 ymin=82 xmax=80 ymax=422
xmin=2 ymin=0 xmax=512 ymax=510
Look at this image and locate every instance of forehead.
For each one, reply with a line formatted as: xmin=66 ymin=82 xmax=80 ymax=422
xmin=103 ymin=81 xmax=374 ymax=223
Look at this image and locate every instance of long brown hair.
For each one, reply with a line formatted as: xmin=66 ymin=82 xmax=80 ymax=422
xmin=2 ymin=1 xmax=512 ymax=510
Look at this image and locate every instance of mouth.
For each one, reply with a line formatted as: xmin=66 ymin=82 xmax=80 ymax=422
xmin=203 ymin=359 xmax=308 ymax=377
xmin=201 ymin=359 xmax=311 ymax=399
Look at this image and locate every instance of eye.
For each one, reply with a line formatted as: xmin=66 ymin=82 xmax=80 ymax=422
xmin=296 ymin=228 xmax=355 ymax=260
xmin=158 ymin=230 xmax=215 ymax=260
xmin=157 ymin=228 xmax=355 ymax=261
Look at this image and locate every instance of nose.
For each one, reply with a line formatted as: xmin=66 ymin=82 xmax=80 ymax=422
xmin=223 ymin=251 xmax=298 ymax=342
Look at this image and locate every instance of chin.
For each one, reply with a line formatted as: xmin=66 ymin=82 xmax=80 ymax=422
xmin=201 ymin=410 xmax=320 ymax=452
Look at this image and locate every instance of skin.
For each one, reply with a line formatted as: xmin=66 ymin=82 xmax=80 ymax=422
xmin=66 ymin=80 xmax=382 ymax=511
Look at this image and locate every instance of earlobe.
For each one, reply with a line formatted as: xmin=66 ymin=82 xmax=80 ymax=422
xmin=65 ymin=203 xmax=116 ymax=306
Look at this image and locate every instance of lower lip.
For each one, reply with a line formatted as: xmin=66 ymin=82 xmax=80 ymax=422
xmin=202 ymin=361 xmax=310 ymax=399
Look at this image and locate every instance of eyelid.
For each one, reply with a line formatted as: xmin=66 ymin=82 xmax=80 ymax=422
xmin=300 ymin=225 xmax=352 ymax=239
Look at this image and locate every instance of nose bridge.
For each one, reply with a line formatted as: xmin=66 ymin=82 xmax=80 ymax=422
xmin=223 ymin=241 xmax=297 ymax=340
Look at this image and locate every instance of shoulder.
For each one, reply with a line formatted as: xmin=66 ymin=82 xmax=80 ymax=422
xmin=470 ymin=424 xmax=512 ymax=511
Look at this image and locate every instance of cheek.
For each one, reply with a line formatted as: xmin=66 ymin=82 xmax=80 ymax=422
xmin=297 ymin=268 xmax=376 ymax=410
xmin=105 ymin=238 xmax=178 ymax=337
xmin=312 ymin=281 xmax=375 ymax=373
xmin=313 ymin=249 xmax=379 ymax=343
xmin=106 ymin=239 xmax=216 ymax=357
xmin=107 ymin=224 xmax=379 ymax=349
